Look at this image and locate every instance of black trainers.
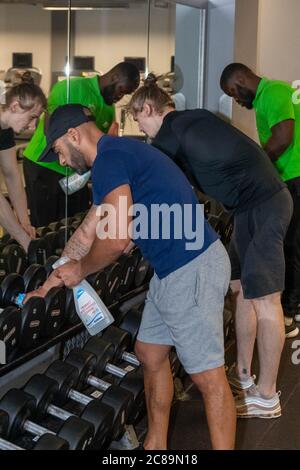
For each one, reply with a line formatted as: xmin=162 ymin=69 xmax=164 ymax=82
xmin=284 ymin=316 xmax=299 ymax=339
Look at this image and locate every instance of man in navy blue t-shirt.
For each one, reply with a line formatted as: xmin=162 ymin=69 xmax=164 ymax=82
xmin=32 ymin=104 xmax=236 ymax=450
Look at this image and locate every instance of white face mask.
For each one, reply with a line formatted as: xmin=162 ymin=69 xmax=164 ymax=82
xmin=59 ymin=170 xmax=91 ymax=195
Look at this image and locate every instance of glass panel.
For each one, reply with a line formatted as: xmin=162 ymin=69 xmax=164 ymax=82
xmin=0 ymin=0 xmax=70 ymax=249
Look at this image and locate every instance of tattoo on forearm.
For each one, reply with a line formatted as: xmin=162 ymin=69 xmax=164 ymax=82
xmin=63 ymin=237 xmax=90 ymax=261
xmin=62 ymin=207 xmax=97 ymax=261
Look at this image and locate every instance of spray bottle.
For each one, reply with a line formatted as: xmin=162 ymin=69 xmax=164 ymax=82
xmin=59 ymin=171 xmax=91 ymax=195
xmin=53 ymin=257 xmax=114 ymax=335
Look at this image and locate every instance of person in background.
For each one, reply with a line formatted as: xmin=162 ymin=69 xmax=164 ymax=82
xmin=0 ymin=73 xmax=46 ymax=249
xmin=220 ymin=63 xmax=300 ymax=336
xmin=23 ymin=62 xmax=140 ymax=227
xmin=126 ymin=75 xmax=293 ymax=420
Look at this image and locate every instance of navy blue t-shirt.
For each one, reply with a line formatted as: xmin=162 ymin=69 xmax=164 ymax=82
xmin=91 ymin=135 xmax=218 ymax=279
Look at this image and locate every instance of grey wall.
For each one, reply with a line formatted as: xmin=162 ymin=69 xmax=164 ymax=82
xmin=204 ymin=0 xmax=235 ymax=113
xmin=175 ymin=3 xmax=206 ymax=108
xmin=174 ymin=0 xmax=235 ymax=112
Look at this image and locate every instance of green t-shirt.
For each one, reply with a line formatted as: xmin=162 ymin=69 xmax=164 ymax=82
xmin=253 ymin=77 xmax=300 ymax=182
xmin=23 ymin=75 xmax=115 ymax=175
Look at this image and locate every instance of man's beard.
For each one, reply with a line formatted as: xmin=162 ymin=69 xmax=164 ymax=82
xmin=236 ymin=85 xmax=255 ymax=109
xmin=66 ymin=142 xmax=89 ymax=174
xmin=102 ymin=83 xmax=117 ymax=105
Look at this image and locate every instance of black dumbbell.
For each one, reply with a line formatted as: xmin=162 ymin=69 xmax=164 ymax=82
xmin=97 ymin=325 xmax=140 ymax=367
xmin=117 ymin=253 xmax=138 ymax=295
xmin=87 ymin=333 xmax=181 ymax=380
xmin=133 ymin=256 xmax=151 ymax=288
xmin=48 ymin=221 xmax=64 ymax=232
xmin=0 ymin=307 xmax=21 ymax=358
xmin=23 ymin=374 xmax=114 ymax=450
xmin=42 ymin=232 xmax=60 ymax=258
xmin=22 ymin=265 xmax=66 ymax=337
xmin=0 ymin=244 xmax=27 ymax=278
xmin=0 ymin=274 xmax=45 ymax=349
xmin=44 ymin=255 xmax=59 ymax=277
xmin=36 ymin=226 xmax=52 ymax=238
xmin=1 ymin=273 xmax=65 ymax=341
xmin=87 ymin=270 xmax=107 ymax=299
xmin=0 ymin=389 xmax=94 ymax=450
xmin=45 ymin=360 xmax=133 ymax=441
xmin=203 ymin=200 xmax=211 ymax=218
xmin=59 ymin=217 xmax=76 ymax=227
xmin=56 ymin=226 xmax=75 ymax=257
xmin=0 ymin=234 xmax=11 ymax=245
xmin=65 ymin=348 xmax=144 ymax=426
xmin=218 ymin=212 xmax=234 ymax=245
xmin=0 ymin=409 xmax=69 ymax=450
xmin=42 ymin=287 xmax=65 ymax=337
xmin=64 ymin=289 xmax=81 ymax=325
xmin=114 ymin=308 xmax=143 ymax=347
xmin=23 ymin=264 xmax=47 ymax=292
xmin=27 ymin=239 xmax=48 ymax=266
xmin=104 ymin=262 xmax=122 ymax=305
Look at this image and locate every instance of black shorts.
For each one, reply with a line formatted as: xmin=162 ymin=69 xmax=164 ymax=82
xmin=229 ymin=188 xmax=293 ymax=299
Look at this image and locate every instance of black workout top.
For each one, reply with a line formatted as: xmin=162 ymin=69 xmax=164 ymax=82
xmin=152 ymin=109 xmax=285 ymax=214
xmin=0 ymin=126 xmax=15 ymax=151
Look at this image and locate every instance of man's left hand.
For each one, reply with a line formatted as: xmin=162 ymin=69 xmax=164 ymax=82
xmin=54 ymin=259 xmax=84 ymax=288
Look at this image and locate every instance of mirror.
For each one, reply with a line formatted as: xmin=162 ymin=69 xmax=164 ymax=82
xmin=0 ymin=0 xmax=178 ymax=242
xmin=0 ymin=0 xmax=70 ymax=240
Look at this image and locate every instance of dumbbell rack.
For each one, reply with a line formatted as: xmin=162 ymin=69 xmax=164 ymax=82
xmin=0 ymin=284 xmax=148 ymax=378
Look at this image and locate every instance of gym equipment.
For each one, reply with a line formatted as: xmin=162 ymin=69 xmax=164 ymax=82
xmin=23 ymin=374 xmax=114 ymax=449
xmin=65 ymin=348 xmax=144 ymax=425
xmin=22 ymin=265 xmax=47 ymax=293
xmin=45 ymin=360 xmax=133 ymax=441
xmin=0 ymin=389 xmax=94 ymax=450
xmin=0 ymin=275 xmax=45 ymax=349
xmin=87 ymin=270 xmax=107 ymax=300
xmin=44 ymin=256 xmax=59 ymax=277
xmin=118 ymin=254 xmax=138 ymax=295
xmin=0 ymin=244 xmax=27 ymax=278
xmin=64 ymin=289 xmax=81 ymax=326
xmin=0 ymin=410 xmax=69 ymax=449
xmin=0 ymin=306 xmax=21 ymax=357
xmin=27 ymin=239 xmax=48 ymax=266
xmin=114 ymin=308 xmax=142 ymax=346
xmin=42 ymin=287 xmax=65 ymax=338
xmin=92 ymin=326 xmax=140 ymax=367
xmin=104 ymin=263 xmax=122 ymax=305
xmin=133 ymin=256 xmax=151 ymax=288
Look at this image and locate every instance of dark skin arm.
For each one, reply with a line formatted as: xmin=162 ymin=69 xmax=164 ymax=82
xmin=263 ymin=119 xmax=294 ymax=162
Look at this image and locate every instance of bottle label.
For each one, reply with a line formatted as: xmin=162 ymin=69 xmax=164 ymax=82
xmin=76 ymin=288 xmax=105 ymax=328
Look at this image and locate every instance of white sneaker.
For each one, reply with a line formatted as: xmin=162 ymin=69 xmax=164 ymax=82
xmin=284 ymin=317 xmax=299 ymax=338
xmin=227 ymin=366 xmax=256 ymax=394
xmin=235 ymin=386 xmax=282 ymax=419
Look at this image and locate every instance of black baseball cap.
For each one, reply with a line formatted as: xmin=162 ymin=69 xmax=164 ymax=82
xmin=38 ymin=104 xmax=95 ymax=163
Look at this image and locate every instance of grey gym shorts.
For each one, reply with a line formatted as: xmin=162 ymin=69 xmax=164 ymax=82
xmin=137 ymin=240 xmax=231 ymax=375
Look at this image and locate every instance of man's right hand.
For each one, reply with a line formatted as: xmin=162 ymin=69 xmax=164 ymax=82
xmin=24 ymin=286 xmax=49 ymax=303
xmin=24 ymin=272 xmax=64 ymax=303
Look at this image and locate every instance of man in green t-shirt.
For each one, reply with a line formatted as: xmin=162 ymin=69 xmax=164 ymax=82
xmin=23 ymin=61 xmax=140 ymax=227
xmin=220 ymin=63 xmax=300 ymax=336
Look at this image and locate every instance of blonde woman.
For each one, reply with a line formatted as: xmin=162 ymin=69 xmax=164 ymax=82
xmin=0 ymin=74 xmax=46 ymax=249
